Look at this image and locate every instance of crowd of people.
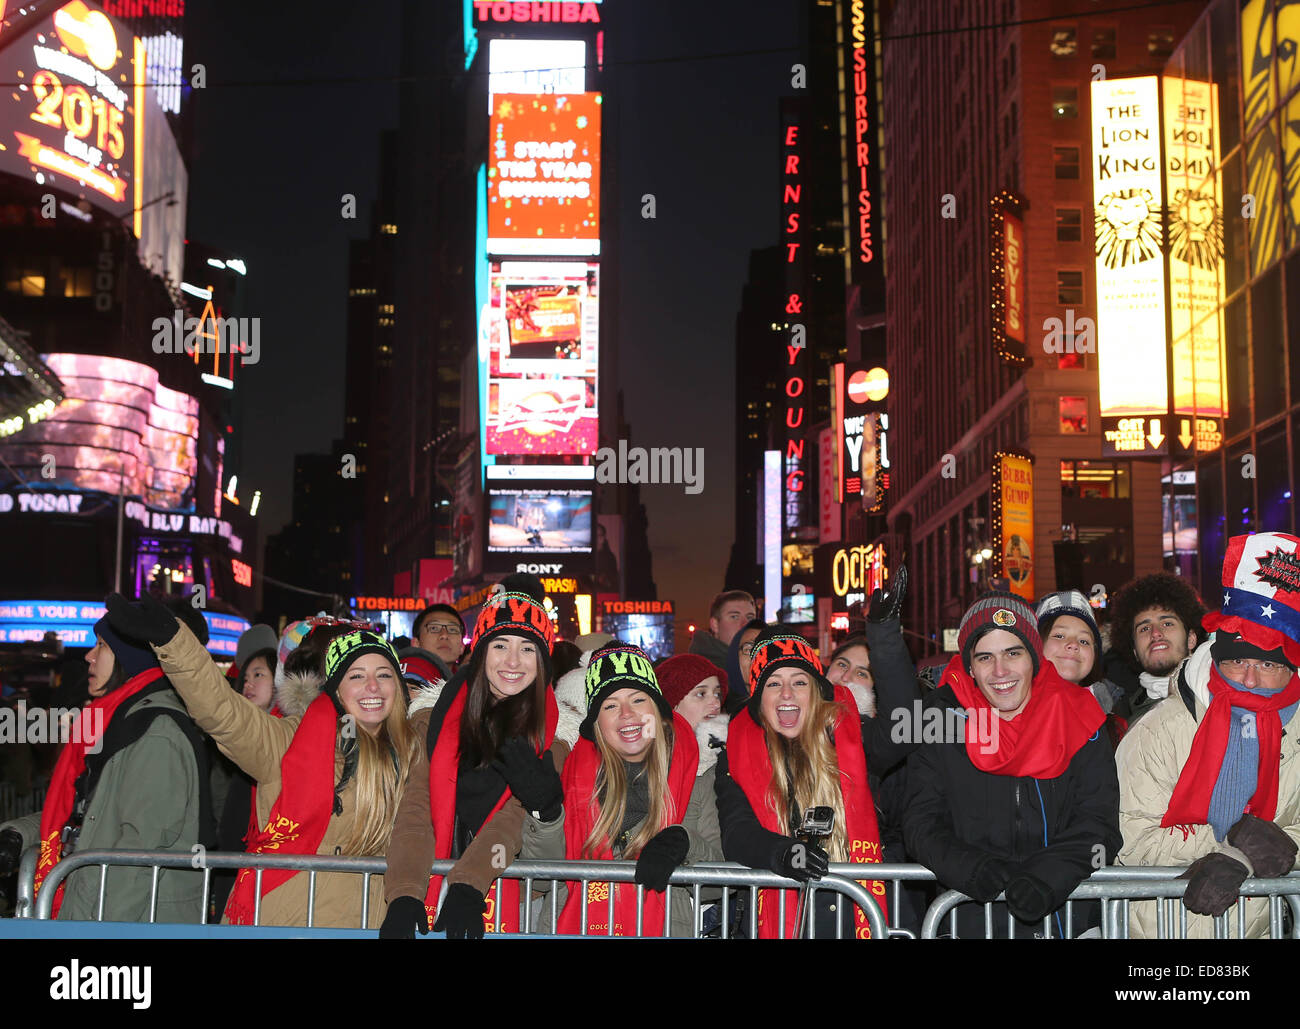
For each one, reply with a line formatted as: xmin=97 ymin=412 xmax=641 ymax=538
xmin=1 ymin=531 xmax=1298 ymax=939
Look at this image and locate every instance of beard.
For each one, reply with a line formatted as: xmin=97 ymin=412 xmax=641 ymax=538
xmin=1141 ymin=647 xmax=1184 ymax=676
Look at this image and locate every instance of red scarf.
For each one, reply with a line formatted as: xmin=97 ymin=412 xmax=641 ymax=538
xmin=225 ymin=693 xmax=339 ymax=925
xmin=939 ymin=654 xmax=1105 ymax=778
xmin=424 ymin=683 xmax=558 ymax=934
xmin=555 ymin=712 xmax=698 ymax=936
xmin=727 ymin=685 xmax=887 ymax=939
xmin=1163 ymin=664 xmax=1300 ymax=829
xmin=35 ymin=667 xmax=166 ymax=916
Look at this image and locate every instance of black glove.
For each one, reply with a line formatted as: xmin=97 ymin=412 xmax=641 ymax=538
xmin=433 ymin=883 xmax=487 ymax=939
xmin=965 ymin=855 xmax=1014 ymax=903
xmin=378 ymin=895 xmax=429 ymax=939
xmin=0 ymin=829 xmax=23 ymax=877
xmin=771 ymin=837 xmax=830 ymax=883
xmin=104 ymin=591 xmax=181 ymax=647
xmin=1227 ymin=813 xmax=1298 ymax=877
xmin=1179 ymin=852 xmax=1248 ymax=917
xmin=635 ymin=825 xmax=690 ymax=892
xmin=1004 ymin=873 xmax=1055 ymax=923
xmin=867 ymin=564 xmax=908 ymax=623
xmin=491 ymin=737 xmax=563 ymax=822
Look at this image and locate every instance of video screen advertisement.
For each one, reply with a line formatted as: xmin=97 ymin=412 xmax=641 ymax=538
xmin=483 ymin=467 xmax=595 ymax=576
xmin=487 ymin=92 xmax=601 ymax=256
xmin=0 ymin=1 xmax=147 ymax=230
xmin=484 ymin=261 xmax=599 ymax=455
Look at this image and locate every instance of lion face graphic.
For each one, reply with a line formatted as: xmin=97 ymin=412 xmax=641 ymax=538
xmin=1095 ymin=189 xmax=1163 ymax=268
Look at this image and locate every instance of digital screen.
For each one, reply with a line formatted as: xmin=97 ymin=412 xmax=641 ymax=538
xmin=599 ymin=612 xmax=674 ymax=663
xmin=486 ymin=483 xmax=593 ymax=554
xmin=487 ymin=92 xmax=601 ymax=256
xmin=783 ymin=593 xmax=815 ymax=623
xmin=488 ymin=39 xmax=585 ymax=101
xmin=0 ymin=599 xmax=247 ymax=655
xmin=0 ymin=2 xmax=144 ymax=226
xmin=484 ymin=262 xmax=598 ymax=455
xmin=0 ymin=353 xmax=199 ymax=509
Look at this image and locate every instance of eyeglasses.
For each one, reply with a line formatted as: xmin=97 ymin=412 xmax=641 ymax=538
xmin=740 ymin=644 xmax=756 ymax=656
xmin=420 ymin=623 xmax=462 ymax=637
xmin=1220 ymin=658 xmax=1291 ymax=675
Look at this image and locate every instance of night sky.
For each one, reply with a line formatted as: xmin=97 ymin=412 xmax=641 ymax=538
xmin=186 ymin=0 xmax=799 ymax=632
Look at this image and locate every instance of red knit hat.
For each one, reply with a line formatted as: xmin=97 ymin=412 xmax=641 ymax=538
xmin=957 ymin=593 xmax=1042 ymax=675
xmin=655 ymin=654 xmax=727 ymax=709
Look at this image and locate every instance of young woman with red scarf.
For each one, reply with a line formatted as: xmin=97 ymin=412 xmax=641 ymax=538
xmin=102 ymin=593 xmax=418 ymax=929
xmin=713 ymin=626 xmax=892 ymax=938
xmin=381 ymin=591 xmax=567 ymax=939
xmin=0 ymin=599 xmax=211 ymax=922
xmin=520 ymin=642 xmax=722 ymax=936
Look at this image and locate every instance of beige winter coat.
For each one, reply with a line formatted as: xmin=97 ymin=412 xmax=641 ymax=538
xmin=1116 ymin=637 xmax=1300 ymax=938
xmin=155 ymin=623 xmax=409 ymax=929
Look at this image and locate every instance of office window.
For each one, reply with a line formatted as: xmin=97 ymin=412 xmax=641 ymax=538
xmin=1054 ymin=146 xmax=1080 ymax=179
xmin=1056 ymin=208 xmax=1082 ymax=242
xmin=1092 ymin=27 xmax=1117 ymax=60
xmin=1059 ymin=396 xmax=1088 ymax=434
xmin=1052 ymin=85 xmax=1078 ymax=119
xmin=1051 ymin=27 xmax=1077 ymax=57
xmin=1148 ymin=28 xmax=1175 ymax=59
xmin=1057 ymin=270 xmax=1084 ymax=305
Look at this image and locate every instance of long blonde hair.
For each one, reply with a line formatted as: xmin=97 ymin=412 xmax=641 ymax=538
xmin=762 ymin=689 xmax=849 ymax=861
xmin=337 ymin=699 xmax=418 ymax=855
xmin=583 ymin=709 xmax=676 ymax=859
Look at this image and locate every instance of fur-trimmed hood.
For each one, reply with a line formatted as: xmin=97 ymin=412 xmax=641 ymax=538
xmin=273 ymin=667 xmax=325 ymax=720
xmin=407 ymin=680 xmax=446 ymax=716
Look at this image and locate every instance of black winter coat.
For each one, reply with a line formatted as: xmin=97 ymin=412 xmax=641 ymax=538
xmin=715 ymin=619 xmax=920 ymax=880
xmin=902 ymin=684 xmax=1121 ymax=936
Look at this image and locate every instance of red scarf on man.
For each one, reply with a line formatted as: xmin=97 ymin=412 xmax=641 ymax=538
xmin=728 ymin=685 xmax=887 ymax=939
xmin=939 ymin=654 xmax=1104 ymax=778
xmin=34 ymin=667 xmax=166 ymax=916
xmin=225 ymin=693 xmax=339 ymax=925
xmin=1163 ymin=663 xmax=1300 ymax=829
xmin=555 ymin=712 xmax=698 ymax=936
xmin=424 ymin=682 xmax=558 ymax=933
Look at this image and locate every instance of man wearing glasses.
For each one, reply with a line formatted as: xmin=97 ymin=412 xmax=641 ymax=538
xmin=413 ymin=604 xmax=467 ymax=672
xmin=1117 ymin=532 xmax=1300 ymax=937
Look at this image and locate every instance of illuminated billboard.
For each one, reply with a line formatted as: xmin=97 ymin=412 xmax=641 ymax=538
xmin=1091 ymin=77 xmax=1168 ymax=419
xmin=488 ymin=38 xmax=585 ymax=101
xmin=485 ymin=478 xmax=594 ymax=556
xmin=487 ymin=92 xmax=601 ymax=256
xmin=992 ymin=452 xmax=1035 ymax=602
xmin=989 ymin=191 xmax=1027 ymax=364
xmin=1164 ymin=76 xmax=1226 ymax=431
xmin=0 ymin=353 xmax=198 ymax=509
xmin=0 ymin=599 xmax=247 ymax=654
xmin=0 ymin=1 xmax=146 ymax=230
xmin=484 ymin=261 xmax=598 ymax=455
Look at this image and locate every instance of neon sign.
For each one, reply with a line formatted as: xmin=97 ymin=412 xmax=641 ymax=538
xmin=474 ymin=1 xmax=600 ymax=23
xmin=782 ymin=112 xmax=808 ymax=533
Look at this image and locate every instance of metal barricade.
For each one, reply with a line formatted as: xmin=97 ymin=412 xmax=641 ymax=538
xmin=33 ymin=850 xmax=888 ymax=938
xmin=831 ymin=862 xmax=938 ymax=939
xmin=13 ymin=845 xmax=38 ymax=918
xmin=920 ymin=867 xmax=1300 ymax=939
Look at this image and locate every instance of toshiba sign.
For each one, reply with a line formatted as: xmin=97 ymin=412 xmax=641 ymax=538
xmin=600 ymin=600 xmax=673 ymax=615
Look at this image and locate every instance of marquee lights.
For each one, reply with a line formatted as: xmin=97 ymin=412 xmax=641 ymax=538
xmin=989 ymin=190 xmax=1028 ymax=366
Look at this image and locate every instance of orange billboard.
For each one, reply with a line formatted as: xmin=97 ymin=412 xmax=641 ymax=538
xmin=487 ymin=92 xmax=601 ymax=256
